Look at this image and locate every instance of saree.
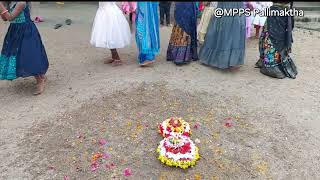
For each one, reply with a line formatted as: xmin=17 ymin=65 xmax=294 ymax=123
xmin=166 ymin=2 xmax=198 ymax=65
xmin=199 ymin=2 xmax=246 ymax=69
xmin=197 ymin=2 xmax=217 ymax=43
xmin=135 ymin=2 xmax=160 ymax=65
xmin=256 ymin=3 xmax=297 ymax=79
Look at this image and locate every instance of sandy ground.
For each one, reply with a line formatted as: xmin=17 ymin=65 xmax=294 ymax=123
xmin=1 ymin=3 xmax=320 ymax=180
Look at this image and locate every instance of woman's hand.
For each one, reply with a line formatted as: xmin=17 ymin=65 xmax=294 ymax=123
xmin=0 ymin=2 xmax=25 ymax=21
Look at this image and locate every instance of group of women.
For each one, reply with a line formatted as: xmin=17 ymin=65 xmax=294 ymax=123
xmin=90 ymin=1 xmax=297 ymax=78
xmin=0 ymin=1 xmax=298 ymax=95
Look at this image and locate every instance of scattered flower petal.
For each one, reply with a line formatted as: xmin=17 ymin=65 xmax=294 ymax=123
xmin=224 ymin=117 xmax=233 ymax=127
xmin=102 ymin=153 xmax=110 ymax=159
xmin=98 ymin=139 xmax=107 ymax=146
xmin=137 ymin=112 xmax=143 ymax=117
xmin=76 ymin=133 xmax=82 ymax=139
xmin=48 ymin=165 xmax=55 ymax=170
xmin=194 ymin=173 xmax=202 ymax=180
xmin=193 ymin=122 xmax=201 ymax=129
xmin=123 ymin=168 xmax=133 ymax=177
xmin=195 ymin=138 xmax=201 ymax=144
xmin=106 ymin=163 xmax=116 ymax=169
xmin=90 ymin=161 xmax=100 ymax=172
xmin=110 ymin=163 xmax=116 ymax=168
xmin=64 ymin=176 xmax=70 ymax=180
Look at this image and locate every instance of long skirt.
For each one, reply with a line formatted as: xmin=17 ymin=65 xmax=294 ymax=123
xmin=199 ymin=2 xmax=245 ymax=69
xmin=166 ymin=2 xmax=198 ymax=65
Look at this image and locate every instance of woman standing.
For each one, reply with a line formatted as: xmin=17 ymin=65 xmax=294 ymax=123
xmin=0 ymin=2 xmax=49 ymax=95
xmin=199 ymin=2 xmax=246 ymax=70
xmin=135 ymin=2 xmax=160 ymax=67
xmin=255 ymin=2 xmax=297 ymax=79
xmin=197 ymin=2 xmax=217 ymax=44
xmin=90 ymin=2 xmax=131 ymax=66
xmin=166 ymin=2 xmax=198 ymax=65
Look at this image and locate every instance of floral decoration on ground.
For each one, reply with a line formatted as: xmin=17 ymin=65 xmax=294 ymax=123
xmin=157 ymin=117 xmax=200 ymax=169
xmin=159 ymin=117 xmax=191 ymax=138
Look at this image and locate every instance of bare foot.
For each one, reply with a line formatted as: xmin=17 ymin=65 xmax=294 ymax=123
xmin=33 ymin=76 xmax=47 ymax=95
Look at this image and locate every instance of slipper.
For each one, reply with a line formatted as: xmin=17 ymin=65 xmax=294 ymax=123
xmin=140 ymin=61 xmax=154 ymax=67
xmin=111 ymin=60 xmax=123 ymax=66
xmin=54 ymin=23 xmax=62 ymax=29
xmin=65 ymin=19 xmax=72 ymax=25
xmin=34 ymin=17 xmax=40 ymax=23
xmin=38 ymin=16 xmax=44 ymax=22
xmin=34 ymin=16 xmax=44 ymax=23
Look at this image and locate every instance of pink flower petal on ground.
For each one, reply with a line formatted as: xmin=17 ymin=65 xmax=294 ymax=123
xmin=110 ymin=163 xmax=116 ymax=168
xmin=98 ymin=139 xmax=107 ymax=146
xmin=90 ymin=161 xmax=100 ymax=172
xmin=76 ymin=133 xmax=84 ymax=139
xmin=224 ymin=117 xmax=233 ymax=127
xmin=123 ymin=168 xmax=133 ymax=177
xmin=137 ymin=112 xmax=143 ymax=117
xmin=48 ymin=165 xmax=55 ymax=170
xmin=193 ymin=122 xmax=201 ymax=129
xmin=105 ymin=163 xmax=116 ymax=170
xmin=64 ymin=176 xmax=70 ymax=180
xmin=102 ymin=153 xmax=110 ymax=159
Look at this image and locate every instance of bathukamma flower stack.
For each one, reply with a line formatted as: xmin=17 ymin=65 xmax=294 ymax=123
xmin=157 ymin=117 xmax=200 ymax=169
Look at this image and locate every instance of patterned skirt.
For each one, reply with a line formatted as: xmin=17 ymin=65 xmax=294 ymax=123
xmin=256 ymin=23 xmax=298 ymax=79
xmin=166 ymin=24 xmax=198 ymax=65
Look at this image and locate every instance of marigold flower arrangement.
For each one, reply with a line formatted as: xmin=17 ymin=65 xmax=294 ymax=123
xmin=157 ymin=117 xmax=200 ymax=169
xmin=159 ymin=117 xmax=191 ymax=138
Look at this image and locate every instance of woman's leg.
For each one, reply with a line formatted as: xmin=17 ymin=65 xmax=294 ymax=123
xmin=33 ymin=74 xmax=47 ymax=95
xmin=110 ymin=49 xmax=122 ymax=66
xmin=255 ymin=25 xmax=260 ymax=38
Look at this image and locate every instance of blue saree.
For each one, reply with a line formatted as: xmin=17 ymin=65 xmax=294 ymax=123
xmin=135 ymin=2 xmax=160 ymax=65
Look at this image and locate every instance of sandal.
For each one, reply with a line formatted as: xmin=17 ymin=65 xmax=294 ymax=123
xmin=54 ymin=23 xmax=62 ymax=29
xmin=35 ymin=16 xmax=44 ymax=22
xmin=112 ymin=59 xmax=123 ymax=66
xmin=140 ymin=61 xmax=154 ymax=67
xmin=65 ymin=19 xmax=72 ymax=25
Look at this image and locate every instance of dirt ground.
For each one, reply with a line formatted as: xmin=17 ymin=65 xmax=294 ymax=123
xmin=1 ymin=3 xmax=320 ymax=180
